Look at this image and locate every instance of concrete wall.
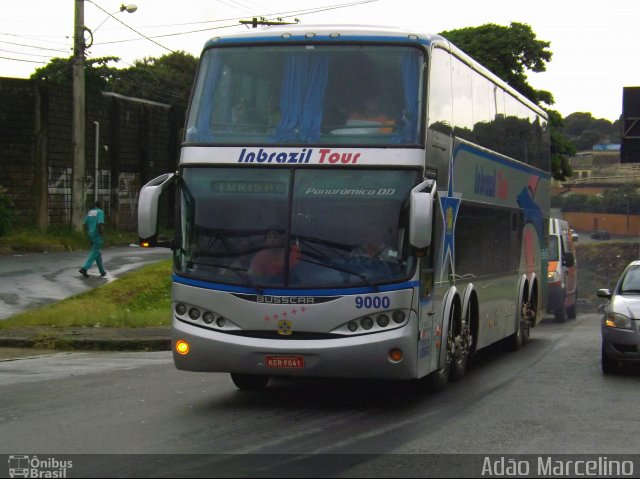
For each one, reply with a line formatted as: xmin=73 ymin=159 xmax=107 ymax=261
xmin=0 ymin=78 xmax=181 ymax=231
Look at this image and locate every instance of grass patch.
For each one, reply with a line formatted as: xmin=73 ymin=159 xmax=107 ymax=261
xmin=0 ymin=225 xmax=137 ymax=253
xmin=0 ymin=259 xmax=173 ymax=329
xmin=576 ymin=241 xmax=638 ymax=303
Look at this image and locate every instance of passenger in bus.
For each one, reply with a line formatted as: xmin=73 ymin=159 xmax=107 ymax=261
xmin=347 ymin=97 xmax=395 ymax=133
xmin=249 ymin=230 xmax=300 ymax=282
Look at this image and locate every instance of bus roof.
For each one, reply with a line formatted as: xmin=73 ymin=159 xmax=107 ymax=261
xmin=204 ymin=24 xmax=445 ymax=48
xmin=203 ymin=24 xmax=546 ymax=119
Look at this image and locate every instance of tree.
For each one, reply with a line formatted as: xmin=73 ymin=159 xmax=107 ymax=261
xmin=30 ymin=56 xmax=120 ymax=91
xmin=562 ymin=112 xmax=621 ymax=150
xmin=30 ymin=51 xmax=198 ymax=108
xmin=439 ymin=22 xmax=573 ymax=179
xmin=440 ymin=22 xmax=553 ymax=106
xmin=109 ymin=51 xmax=198 ymax=108
xmin=547 ymin=110 xmax=575 ymax=180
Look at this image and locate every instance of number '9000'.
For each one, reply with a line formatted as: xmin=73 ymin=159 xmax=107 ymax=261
xmin=355 ymin=296 xmax=390 ymax=309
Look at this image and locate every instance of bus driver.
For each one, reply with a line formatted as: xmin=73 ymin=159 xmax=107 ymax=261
xmin=249 ymin=230 xmax=300 ymax=283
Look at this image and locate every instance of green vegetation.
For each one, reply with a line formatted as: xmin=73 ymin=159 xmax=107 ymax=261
xmin=576 ymin=241 xmax=638 ymax=303
xmin=552 ymin=186 xmax=640 ymax=214
xmin=0 ymin=192 xmax=12 ymax=237
xmin=0 ymin=226 xmax=137 ymax=254
xmin=0 ymin=259 xmax=172 ymax=330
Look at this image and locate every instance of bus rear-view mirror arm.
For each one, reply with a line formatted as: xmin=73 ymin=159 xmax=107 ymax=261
xmin=409 ymin=179 xmax=436 ymax=250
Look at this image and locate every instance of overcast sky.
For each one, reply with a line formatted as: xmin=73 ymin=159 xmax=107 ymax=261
xmin=1 ymin=0 xmax=636 ymax=121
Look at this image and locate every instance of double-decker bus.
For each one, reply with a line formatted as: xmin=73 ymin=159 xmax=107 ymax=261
xmin=138 ymin=25 xmax=550 ymax=391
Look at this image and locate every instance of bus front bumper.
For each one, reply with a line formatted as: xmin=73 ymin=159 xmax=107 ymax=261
xmin=172 ymin=319 xmax=419 ymax=380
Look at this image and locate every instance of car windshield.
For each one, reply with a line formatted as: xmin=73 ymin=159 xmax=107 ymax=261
xmin=619 ymin=266 xmax=640 ymax=294
xmin=175 ymin=167 xmax=419 ymax=289
xmin=184 ymin=44 xmax=423 ymax=146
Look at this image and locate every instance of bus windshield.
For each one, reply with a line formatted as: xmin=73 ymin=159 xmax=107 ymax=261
xmin=176 ymin=168 xmax=420 ymax=288
xmin=185 ymin=45 xmax=423 ymax=146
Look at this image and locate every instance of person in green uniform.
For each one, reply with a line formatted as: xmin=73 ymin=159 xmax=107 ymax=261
xmin=79 ymin=201 xmax=107 ymax=278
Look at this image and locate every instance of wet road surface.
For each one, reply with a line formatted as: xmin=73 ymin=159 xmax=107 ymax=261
xmin=0 ymin=246 xmax=172 ymax=320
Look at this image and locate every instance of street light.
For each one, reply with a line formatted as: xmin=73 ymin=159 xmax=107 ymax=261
xmin=71 ymin=1 xmax=137 ymax=231
xmin=92 ymin=4 xmax=138 ymax=34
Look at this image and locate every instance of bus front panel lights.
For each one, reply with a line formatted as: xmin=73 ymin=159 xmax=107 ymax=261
xmin=176 ymin=340 xmax=190 ymax=355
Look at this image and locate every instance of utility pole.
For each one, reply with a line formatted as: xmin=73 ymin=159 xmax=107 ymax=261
xmin=72 ymin=0 xmax=86 ymax=231
xmin=239 ymin=17 xmax=299 ymax=28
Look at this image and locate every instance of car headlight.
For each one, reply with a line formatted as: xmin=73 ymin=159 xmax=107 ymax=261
xmin=547 ymin=271 xmax=560 ymax=282
xmin=605 ymin=313 xmax=632 ymax=330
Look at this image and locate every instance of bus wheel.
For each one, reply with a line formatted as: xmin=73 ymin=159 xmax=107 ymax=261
xmin=422 ymin=363 xmax=449 ymax=392
xmin=509 ymin=307 xmax=525 ymax=351
xmin=449 ymin=311 xmax=471 ymax=382
xmin=230 ymin=373 xmax=269 ymax=390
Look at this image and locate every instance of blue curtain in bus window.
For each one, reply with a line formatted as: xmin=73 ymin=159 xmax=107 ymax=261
xmin=401 ymin=50 xmax=420 ymax=143
xmin=193 ymin=53 xmax=223 ymax=142
xmin=274 ymin=52 xmax=329 ymax=143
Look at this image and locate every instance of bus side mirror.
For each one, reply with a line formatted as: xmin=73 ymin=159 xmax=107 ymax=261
xmin=409 ymin=179 xmax=436 ymax=249
xmin=138 ymin=173 xmax=175 ymax=247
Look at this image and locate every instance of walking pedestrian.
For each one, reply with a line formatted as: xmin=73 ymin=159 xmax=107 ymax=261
xmin=79 ymin=201 xmax=107 ymax=278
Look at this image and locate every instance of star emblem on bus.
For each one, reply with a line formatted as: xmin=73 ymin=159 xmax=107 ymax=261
xmin=438 ymin=147 xmax=461 ymax=282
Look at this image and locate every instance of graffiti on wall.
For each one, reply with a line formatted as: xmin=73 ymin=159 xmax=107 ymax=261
xmin=47 ymin=167 xmax=137 ymax=228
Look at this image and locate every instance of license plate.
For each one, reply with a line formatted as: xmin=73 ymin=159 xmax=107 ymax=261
xmin=265 ymin=355 xmax=304 ymax=369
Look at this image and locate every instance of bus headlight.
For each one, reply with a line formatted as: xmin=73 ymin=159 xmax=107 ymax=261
xmin=392 ymin=310 xmax=406 ymax=324
xmin=361 ymin=317 xmax=374 ymax=330
xmin=334 ymin=310 xmax=410 ymax=335
xmin=376 ymin=314 xmax=390 ymax=327
xmin=175 ymin=303 xmax=187 ymax=316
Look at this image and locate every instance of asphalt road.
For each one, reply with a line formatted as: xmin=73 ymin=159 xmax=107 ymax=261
xmin=1 ymin=312 xmax=638 ymax=477
xmin=0 ymin=246 xmax=172 ymax=320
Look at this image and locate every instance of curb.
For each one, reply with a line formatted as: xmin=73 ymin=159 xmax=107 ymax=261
xmin=0 ymin=328 xmax=171 ymax=352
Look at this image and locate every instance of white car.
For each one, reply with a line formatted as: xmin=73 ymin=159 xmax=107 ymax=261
xmin=597 ymin=260 xmax=640 ymax=374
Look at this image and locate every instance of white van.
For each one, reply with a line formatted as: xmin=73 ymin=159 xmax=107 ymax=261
xmin=547 ymin=218 xmax=578 ymax=321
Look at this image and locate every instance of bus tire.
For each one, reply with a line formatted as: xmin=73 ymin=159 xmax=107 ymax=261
xmin=230 ymin=373 xmax=270 ymax=390
xmin=422 ymin=363 xmax=449 ymax=393
xmin=509 ymin=288 xmax=527 ymax=351
xmin=449 ymin=302 xmax=469 ymax=382
xmin=509 ymin=317 xmax=524 ymax=351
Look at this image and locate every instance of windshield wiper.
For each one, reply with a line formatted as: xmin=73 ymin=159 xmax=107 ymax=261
xmin=620 ymin=289 xmax=640 ymax=294
xmin=295 ymin=236 xmax=349 ymax=260
xmin=298 ymin=257 xmax=381 ymax=291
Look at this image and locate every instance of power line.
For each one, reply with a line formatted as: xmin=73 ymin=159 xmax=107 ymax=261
xmin=0 ymin=32 xmax=71 ymax=48
xmin=0 ymin=39 xmax=69 ymax=54
xmin=0 ymin=48 xmax=55 ymax=59
xmin=214 ymin=0 xmax=253 ymax=16
xmin=0 ymin=56 xmax=46 ymax=64
xmin=86 ymin=0 xmax=174 ymax=53
xmin=95 ymin=0 xmax=378 ymax=44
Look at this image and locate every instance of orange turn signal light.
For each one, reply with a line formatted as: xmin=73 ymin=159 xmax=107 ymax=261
xmin=389 ymin=348 xmax=403 ymax=362
xmin=176 ymin=340 xmax=190 ymax=355
xmin=140 ymin=241 xmax=150 ymax=248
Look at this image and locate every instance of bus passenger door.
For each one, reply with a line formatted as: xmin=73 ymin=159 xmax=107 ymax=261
xmin=416 ymin=198 xmax=436 ymax=378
